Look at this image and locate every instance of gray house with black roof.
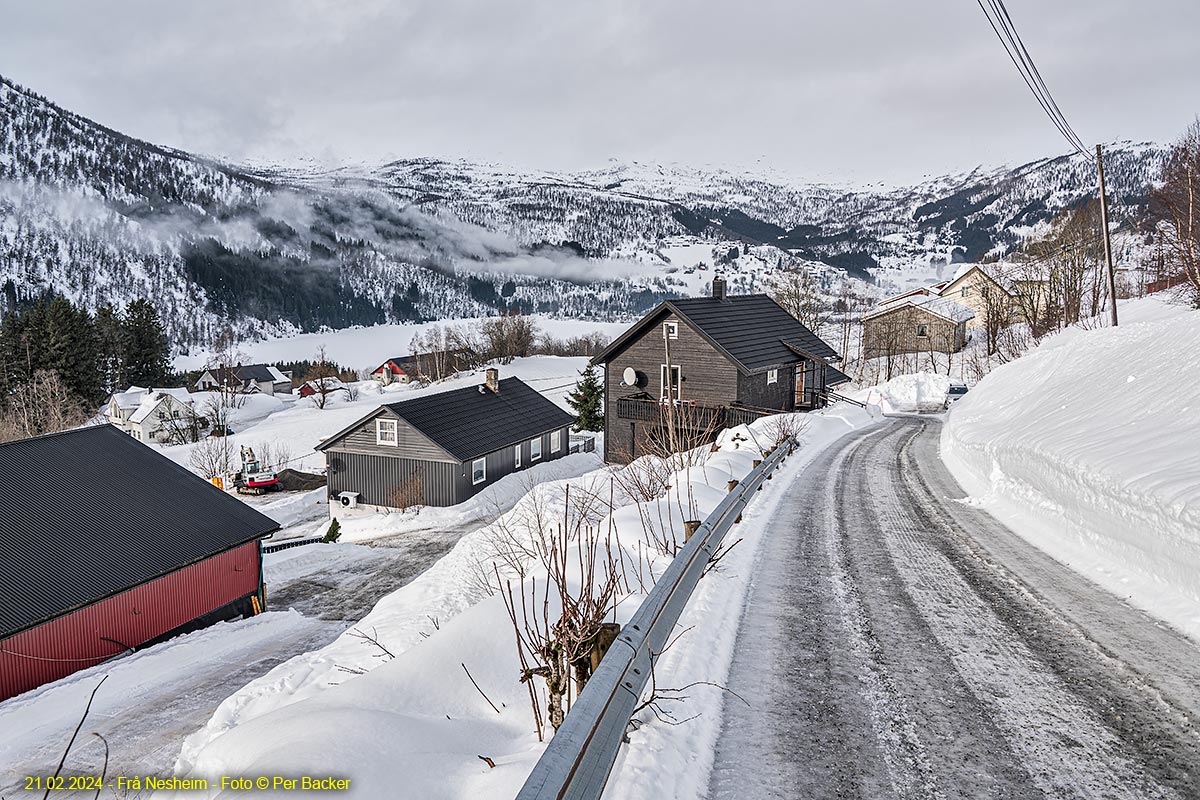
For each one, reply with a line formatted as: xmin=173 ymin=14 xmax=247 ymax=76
xmin=316 ymin=370 xmax=576 ymax=511
xmin=590 ymin=277 xmax=849 ymax=464
xmin=0 ymin=425 xmax=279 ymax=701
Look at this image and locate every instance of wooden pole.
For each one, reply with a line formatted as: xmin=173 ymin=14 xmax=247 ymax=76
xmin=1096 ymin=143 xmax=1119 ymax=327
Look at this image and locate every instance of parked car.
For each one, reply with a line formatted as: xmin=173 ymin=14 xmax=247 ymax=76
xmin=944 ymin=382 xmax=969 ymax=409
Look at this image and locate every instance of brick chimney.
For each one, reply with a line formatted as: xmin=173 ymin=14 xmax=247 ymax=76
xmin=712 ymin=275 xmax=728 ymax=301
xmin=485 ymin=368 xmax=499 ymax=393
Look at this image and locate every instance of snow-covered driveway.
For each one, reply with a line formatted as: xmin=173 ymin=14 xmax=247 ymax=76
xmin=708 ymin=417 xmax=1200 ymax=800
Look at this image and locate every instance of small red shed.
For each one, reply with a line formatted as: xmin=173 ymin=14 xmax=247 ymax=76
xmin=0 ymin=426 xmax=279 ymax=702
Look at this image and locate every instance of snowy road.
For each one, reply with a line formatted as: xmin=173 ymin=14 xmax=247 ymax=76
xmin=707 ymin=417 xmax=1200 ymax=800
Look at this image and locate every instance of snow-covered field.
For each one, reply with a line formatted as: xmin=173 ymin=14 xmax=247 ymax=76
xmin=174 ymin=319 xmax=629 ymax=372
xmin=166 ymin=405 xmax=880 ymax=799
xmin=942 ymin=296 xmax=1200 ymax=639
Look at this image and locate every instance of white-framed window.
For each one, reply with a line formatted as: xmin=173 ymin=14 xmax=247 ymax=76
xmin=660 ymin=364 xmax=681 ymax=401
xmin=376 ymin=418 xmax=398 ymax=446
xmin=551 ymin=430 xmax=562 ymax=453
xmin=767 ymin=368 xmax=778 ymax=385
xmin=531 ymin=436 xmax=543 ymax=461
xmin=663 ymin=321 xmax=678 ymax=340
xmin=514 ymin=444 xmax=522 ymax=468
xmin=472 ymin=457 xmax=487 ymax=485
xmin=917 ymin=324 xmax=929 ymax=338
xmin=961 ymin=285 xmax=972 ymax=297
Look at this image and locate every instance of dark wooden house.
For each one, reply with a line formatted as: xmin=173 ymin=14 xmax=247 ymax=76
xmin=317 ymin=370 xmax=576 ymax=511
xmin=591 ymin=278 xmax=849 ymax=464
xmin=0 ymin=426 xmax=278 ymax=701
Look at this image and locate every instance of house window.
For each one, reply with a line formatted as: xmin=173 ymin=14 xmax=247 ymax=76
xmin=917 ymin=324 xmax=929 ymax=337
xmin=660 ymin=364 xmax=681 ymax=401
xmin=663 ymin=321 xmax=679 ymax=340
xmin=961 ymin=285 xmax=972 ymax=297
xmin=472 ymin=457 xmax=486 ymax=485
xmin=531 ymin=436 xmax=543 ymax=461
xmin=767 ymin=368 xmax=778 ymax=385
xmin=551 ymin=430 xmax=562 ymax=453
xmin=514 ymin=444 xmax=522 ymax=468
xmin=376 ymin=418 xmax=398 ymax=446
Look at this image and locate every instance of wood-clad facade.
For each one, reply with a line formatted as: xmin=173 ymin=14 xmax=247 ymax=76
xmin=593 ymin=282 xmax=845 ymax=464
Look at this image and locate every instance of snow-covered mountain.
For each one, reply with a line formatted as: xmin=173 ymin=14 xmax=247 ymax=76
xmin=0 ymin=73 xmax=1165 ymax=349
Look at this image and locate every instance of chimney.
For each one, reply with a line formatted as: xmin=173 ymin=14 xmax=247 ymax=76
xmin=485 ymin=368 xmax=499 ymax=393
xmin=712 ymin=275 xmax=728 ymax=301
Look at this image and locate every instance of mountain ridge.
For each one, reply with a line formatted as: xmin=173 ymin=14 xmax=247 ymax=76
xmin=0 ymin=72 xmax=1165 ymax=350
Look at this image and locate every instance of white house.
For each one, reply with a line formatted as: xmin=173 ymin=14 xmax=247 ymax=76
xmin=195 ymin=364 xmax=293 ymax=395
xmin=106 ymin=387 xmax=204 ymax=443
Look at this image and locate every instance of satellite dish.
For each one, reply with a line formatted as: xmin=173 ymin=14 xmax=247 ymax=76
xmin=622 ymin=367 xmax=637 ymax=386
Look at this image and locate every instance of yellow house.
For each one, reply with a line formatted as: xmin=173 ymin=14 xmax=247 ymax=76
xmin=932 ymin=265 xmax=1013 ymax=330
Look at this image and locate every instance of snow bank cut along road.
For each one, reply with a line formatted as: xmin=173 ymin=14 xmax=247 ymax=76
xmin=942 ymin=297 xmax=1200 ymax=640
xmin=708 ymin=417 xmax=1200 ymax=800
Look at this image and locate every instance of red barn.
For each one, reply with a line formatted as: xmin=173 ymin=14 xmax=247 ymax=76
xmin=0 ymin=426 xmax=279 ymax=702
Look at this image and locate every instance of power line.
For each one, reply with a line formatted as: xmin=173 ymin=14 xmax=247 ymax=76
xmin=974 ymin=0 xmax=1091 ymax=159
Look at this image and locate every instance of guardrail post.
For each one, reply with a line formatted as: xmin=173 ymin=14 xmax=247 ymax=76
xmin=684 ymin=520 xmax=701 ymax=541
xmin=727 ymin=479 xmax=738 ymax=492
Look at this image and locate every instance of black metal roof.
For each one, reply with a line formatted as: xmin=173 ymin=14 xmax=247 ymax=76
xmin=0 ymin=425 xmax=279 ymax=639
xmin=591 ymin=293 xmax=839 ymax=373
xmin=318 ymin=376 xmax=576 ymax=462
xmin=825 ymin=364 xmax=853 ymax=387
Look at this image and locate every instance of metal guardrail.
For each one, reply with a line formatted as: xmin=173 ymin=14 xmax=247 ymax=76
xmin=515 ymin=438 xmax=795 ymax=800
xmin=262 ymin=536 xmax=324 ymax=554
xmin=821 ymin=389 xmax=867 ymax=409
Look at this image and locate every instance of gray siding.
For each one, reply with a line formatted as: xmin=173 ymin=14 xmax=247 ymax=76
xmin=328 ymin=408 xmax=454 ymax=461
xmin=602 ymin=312 xmax=739 ymax=463
xmin=736 ymin=364 xmax=797 ymax=411
xmin=326 ymin=423 xmax=574 ymax=509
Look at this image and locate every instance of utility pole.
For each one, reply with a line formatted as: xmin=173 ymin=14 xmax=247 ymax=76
xmin=1096 ymin=143 xmax=1119 ymax=326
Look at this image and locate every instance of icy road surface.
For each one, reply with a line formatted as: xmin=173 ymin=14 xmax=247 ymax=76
xmin=708 ymin=417 xmax=1200 ymax=800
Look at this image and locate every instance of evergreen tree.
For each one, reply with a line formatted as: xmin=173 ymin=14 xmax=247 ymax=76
xmin=94 ymin=303 xmax=127 ymax=393
xmin=322 ymin=518 xmax=342 ymax=543
xmin=566 ymin=364 xmax=604 ymax=432
xmin=124 ymin=299 xmax=170 ymax=387
xmin=41 ymin=294 xmax=101 ymax=404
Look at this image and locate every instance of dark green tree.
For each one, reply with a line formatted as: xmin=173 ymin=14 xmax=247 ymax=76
xmin=94 ymin=303 xmax=127 ymax=393
xmin=123 ymin=299 xmax=170 ymax=387
xmin=41 ymin=295 xmax=101 ymax=404
xmin=565 ymin=363 xmax=604 ymax=432
xmin=322 ymin=518 xmax=342 ymax=543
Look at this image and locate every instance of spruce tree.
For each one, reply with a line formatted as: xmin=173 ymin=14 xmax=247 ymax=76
xmin=124 ymin=299 xmax=170 ymax=387
xmin=94 ymin=304 xmax=127 ymax=393
xmin=322 ymin=518 xmax=342 ymax=543
xmin=566 ymin=364 xmax=604 ymax=432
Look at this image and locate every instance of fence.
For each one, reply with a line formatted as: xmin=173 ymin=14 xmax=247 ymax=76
xmin=262 ymin=536 xmax=324 ymax=554
xmin=515 ymin=438 xmax=795 ymax=800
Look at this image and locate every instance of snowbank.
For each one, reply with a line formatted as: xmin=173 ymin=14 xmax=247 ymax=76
xmin=859 ymin=371 xmax=950 ymax=414
xmin=942 ymin=297 xmax=1200 ymax=638
xmin=165 ymin=405 xmax=880 ymax=799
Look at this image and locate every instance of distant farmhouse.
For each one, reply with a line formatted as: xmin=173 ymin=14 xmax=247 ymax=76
xmin=318 ymin=369 xmax=576 ymax=511
xmin=590 ymin=277 xmax=849 ymax=464
xmin=106 ymin=386 xmax=204 ymax=443
xmin=0 ymin=426 xmax=278 ymax=701
xmin=862 ymin=294 xmax=974 ymax=358
xmin=370 ymin=350 xmax=473 ymax=385
xmin=195 ymin=363 xmax=293 ymax=395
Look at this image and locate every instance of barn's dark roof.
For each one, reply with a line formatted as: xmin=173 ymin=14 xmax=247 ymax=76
xmin=209 ymin=363 xmax=282 ymax=384
xmin=591 ymin=293 xmax=839 ymax=372
xmin=318 ymin=377 xmax=576 ymax=462
xmin=0 ymin=425 xmax=279 ymax=639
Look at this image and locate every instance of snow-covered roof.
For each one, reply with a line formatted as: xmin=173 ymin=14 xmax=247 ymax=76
xmin=113 ymin=387 xmax=194 ymax=424
xmin=865 ymin=295 xmax=975 ymax=324
xmin=110 ymin=386 xmax=149 ymax=409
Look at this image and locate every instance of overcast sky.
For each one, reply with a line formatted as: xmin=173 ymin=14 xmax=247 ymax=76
xmin=2 ymin=1 xmax=1197 ymax=186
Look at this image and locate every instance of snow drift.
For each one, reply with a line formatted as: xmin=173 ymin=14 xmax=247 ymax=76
xmin=942 ymin=298 xmax=1200 ymax=638
xmin=862 ymin=371 xmax=951 ymax=414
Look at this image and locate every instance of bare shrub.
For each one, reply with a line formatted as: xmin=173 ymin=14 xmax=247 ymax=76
xmin=0 ymin=369 xmax=89 ymax=442
xmin=499 ymin=484 xmax=627 ymax=737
